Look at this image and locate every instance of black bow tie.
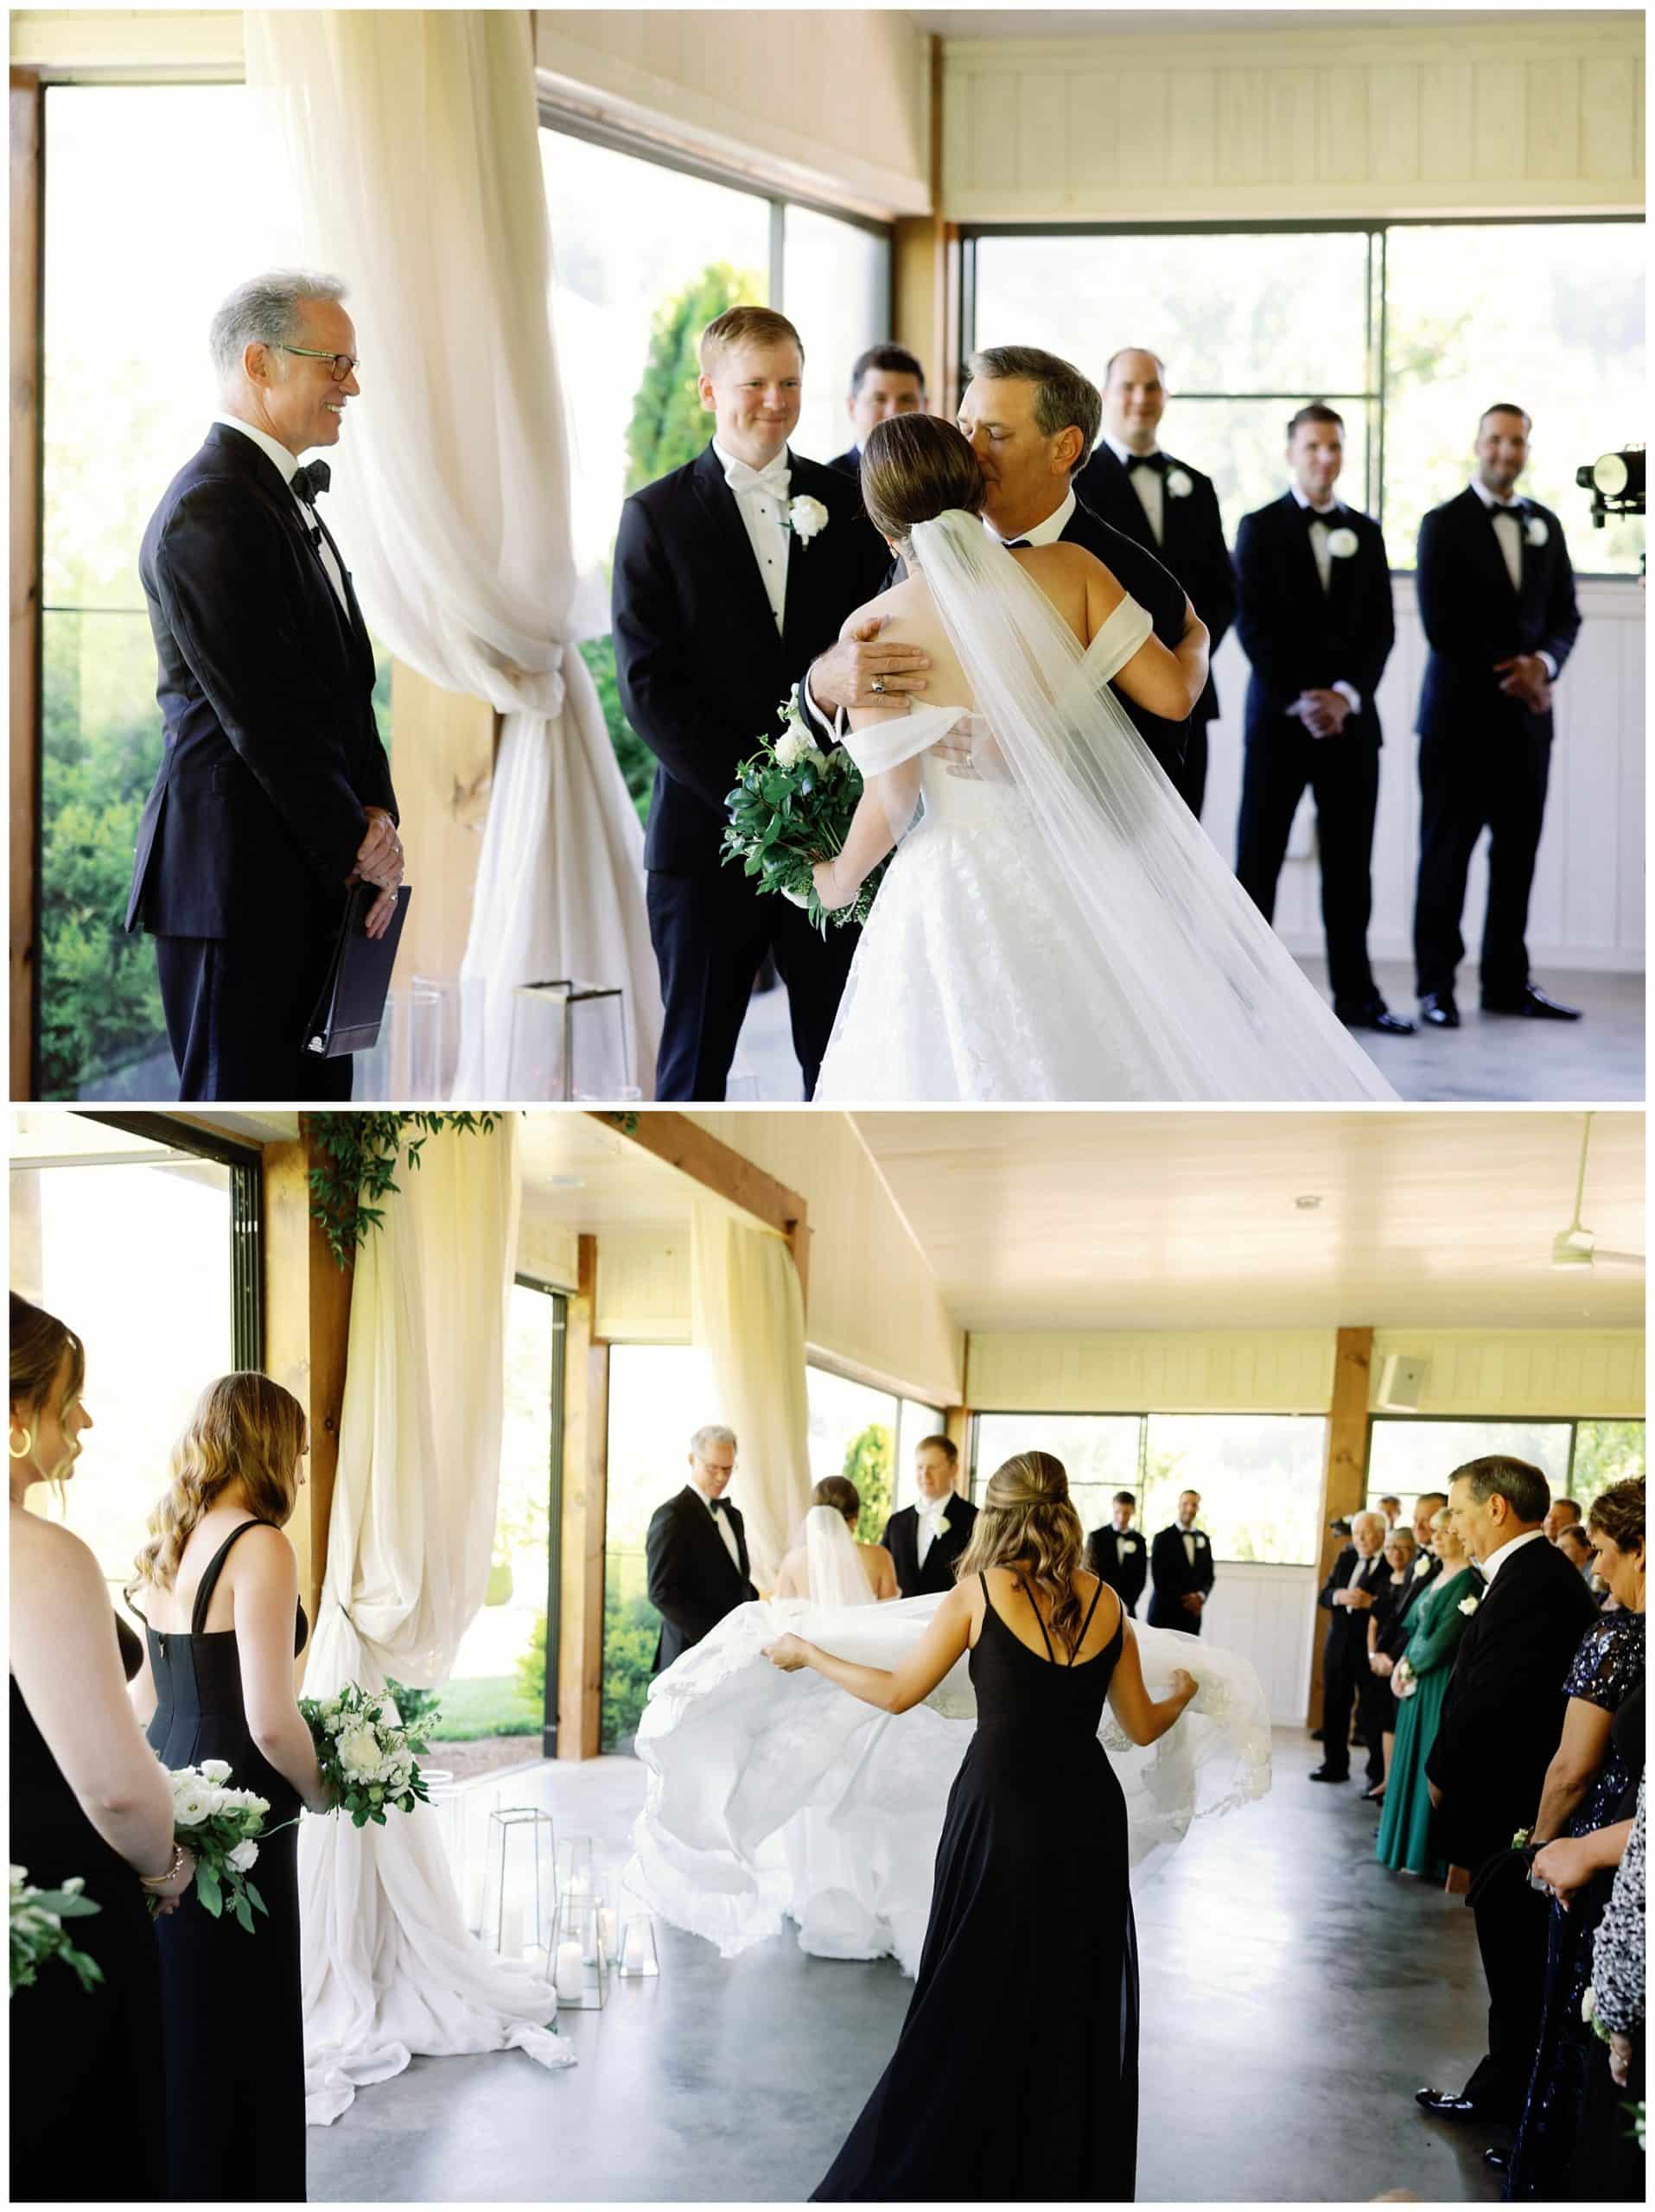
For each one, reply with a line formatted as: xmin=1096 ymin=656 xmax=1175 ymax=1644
xmin=1127 ymin=452 xmax=1167 ymax=474
xmin=291 ymin=461 xmax=331 ymax=504
xmin=1302 ymin=502 xmax=1340 ymax=528
xmin=1487 ymin=499 xmax=1525 ymax=523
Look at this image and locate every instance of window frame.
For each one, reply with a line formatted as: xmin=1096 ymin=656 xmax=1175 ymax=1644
xmin=1365 ymin=1411 xmax=1646 ymax=1507
xmin=508 ymin=1273 xmax=568 ymax=1759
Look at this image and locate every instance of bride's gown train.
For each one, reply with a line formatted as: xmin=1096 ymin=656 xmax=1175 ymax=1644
xmin=813 ymin=516 xmax=1397 ymax=1103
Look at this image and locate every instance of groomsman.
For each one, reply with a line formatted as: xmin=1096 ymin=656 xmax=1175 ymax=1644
xmin=1073 ymin=347 xmax=1236 ymax=817
xmin=883 ymin=1434 xmax=977 ymax=1599
xmin=612 ymin=307 xmax=890 ymax=1100
xmin=1412 ymin=404 xmax=1583 ymax=1030
xmin=828 ymin=344 xmax=927 ymax=477
xmin=1148 ymin=1491 xmax=1215 ymax=1634
xmin=1234 ymin=404 xmax=1411 ymax=1036
xmin=1086 ymin=1491 xmax=1148 ymax=1616
xmin=645 ymin=1424 xmax=757 ymax=1674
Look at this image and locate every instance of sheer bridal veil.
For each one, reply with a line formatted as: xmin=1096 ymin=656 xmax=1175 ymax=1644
xmin=804 ymin=1504 xmax=877 ymax=1610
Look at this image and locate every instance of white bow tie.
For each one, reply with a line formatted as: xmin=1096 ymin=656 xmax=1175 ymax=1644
xmin=724 ymin=455 xmax=791 ymax=500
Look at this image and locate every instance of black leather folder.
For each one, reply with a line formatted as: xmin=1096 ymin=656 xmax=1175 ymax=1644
xmin=302 ymin=883 xmax=411 ymax=1058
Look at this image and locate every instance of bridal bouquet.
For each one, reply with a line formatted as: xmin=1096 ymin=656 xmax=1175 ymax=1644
xmin=162 ymin=1760 xmax=271 ymax=1932
xmin=722 ymin=697 xmax=888 ymax=935
xmin=300 ymin=1681 xmax=438 ymax=1828
xmin=10 ymin=1865 xmax=103 ymax=1994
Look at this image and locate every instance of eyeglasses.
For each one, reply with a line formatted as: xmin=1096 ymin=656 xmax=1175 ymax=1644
xmin=276 ymin=343 xmax=360 ymax=384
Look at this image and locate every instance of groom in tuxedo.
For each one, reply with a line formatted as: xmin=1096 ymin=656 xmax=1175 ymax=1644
xmin=1412 ymin=404 xmax=1583 ymax=1030
xmin=883 ymin=1434 xmax=977 ymax=1599
xmin=124 ymin=271 xmax=403 ymax=1101
xmin=612 ymin=307 xmax=890 ymax=1101
xmin=645 ymin=1424 xmax=758 ymax=1674
xmin=1234 ymin=404 xmax=1410 ymax=1035
xmin=1073 ymin=347 xmax=1236 ymax=817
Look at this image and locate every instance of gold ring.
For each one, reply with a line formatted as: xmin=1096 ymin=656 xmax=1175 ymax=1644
xmin=870 ymin=677 xmax=886 ymax=696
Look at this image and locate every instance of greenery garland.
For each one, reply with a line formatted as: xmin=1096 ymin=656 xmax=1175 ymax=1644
xmin=304 ymin=1112 xmax=502 ymax=1271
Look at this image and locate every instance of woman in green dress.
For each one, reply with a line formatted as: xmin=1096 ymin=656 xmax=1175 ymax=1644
xmin=1377 ymin=1509 xmax=1480 ymax=1880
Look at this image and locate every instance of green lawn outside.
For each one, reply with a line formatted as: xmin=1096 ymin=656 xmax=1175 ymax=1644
xmin=428 ymin=1674 xmax=541 ymax=1741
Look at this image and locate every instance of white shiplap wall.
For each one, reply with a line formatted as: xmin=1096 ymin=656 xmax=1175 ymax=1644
xmin=1199 ymin=1564 xmax=1318 ymax=1728
xmin=967 ymin=1330 xmax=1336 ymax=1411
xmin=1369 ymin=1328 xmax=1645 ymax=1414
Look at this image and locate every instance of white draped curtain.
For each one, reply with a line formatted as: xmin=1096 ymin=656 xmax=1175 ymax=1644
xmin=243 ymin=10 xmax=662 ymax=1096
xmin=298 ymin=1117 xmax=577 ymax=2122
xmin=689 ymin=1201 xmax=812 ymax=1587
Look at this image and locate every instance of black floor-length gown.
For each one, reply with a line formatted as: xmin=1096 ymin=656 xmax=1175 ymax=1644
xmin=815 ymin=1573 xmax=1137 ymax=2202
xmin=136 ymin=1521 xmax=309 ymax=2202
xmin=10 ymin=1662 xmax=167 ymax=2203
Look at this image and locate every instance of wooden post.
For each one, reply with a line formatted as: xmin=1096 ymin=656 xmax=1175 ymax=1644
xmin=893 ymin=35 xmax=961 ymax=416
xmin=1308 ymin=1326 xmax=1373 ymax=1728
xmin=944 ymin=1404 xmax=971 ymax=1495
xmin=557 ymin=1233 xmax=608 ymax=1760
xmin=10 ymin=70 xmax=43 ymax=1100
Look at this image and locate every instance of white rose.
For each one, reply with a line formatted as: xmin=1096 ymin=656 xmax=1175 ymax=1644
xmin=786 ymin=495 xmax=830 ymax=544
xmin=172 ymin=1785 xmax=213 ymax=1827
xmin=1458 ymin=1595 xmax=1480 ymax=1615
xmin=60 ymin=1876 xmax=86 ymax=1896
xmin=335 ymin=1724 xmax=385 ymax=1778
xmin=1326 ymin=526 xmax=1359 ymax=559
xmin=1525 ymin=516 xmax=1549 ymax=547
xmin=1582 ymin=1986 xmax=1597 ymax=2025
xmin=226 ymin=1840 xmax=259 ymax=1874
xmin=198 ymin=1758 xmax=233 ymax=1785
xmin=1165 ymin=467 xmax=1194 ymax=499
xmin=773 ymin=728 xmax=810 ymax=771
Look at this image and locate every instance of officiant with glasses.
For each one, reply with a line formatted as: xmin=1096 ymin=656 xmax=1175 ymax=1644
xmin=124 ymin=270 xmax=404 ymax=1103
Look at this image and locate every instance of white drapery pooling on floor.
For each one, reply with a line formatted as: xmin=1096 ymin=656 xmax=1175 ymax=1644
xmin=296 ymin=1119 xmax=576 ymax=2124
xmin=689 ymin=1200 xmax=812 ymax=1590
xmin=243 ymin=10 xmax=662 ymax=1098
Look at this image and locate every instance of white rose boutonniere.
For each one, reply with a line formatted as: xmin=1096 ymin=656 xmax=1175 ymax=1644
xmin=1165 ymin=467 xmax=1194 ymax=499
xmin=786 ymin=495 xmax=830 ymax=545
xmin=1525 ymin=515 xmax=1550 ymax=547
xmin=1326 ymin=526 xmax=1359 ymax=559
xmin=1413 ymin=1554 xmax=1432 ymax=1577
xmin=1458 ymin=1594 xmax=1480 ymax=1616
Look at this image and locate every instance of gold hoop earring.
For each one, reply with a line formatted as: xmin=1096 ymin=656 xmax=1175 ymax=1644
xmin=9 ymin=1425 xmax=35 ymax=1462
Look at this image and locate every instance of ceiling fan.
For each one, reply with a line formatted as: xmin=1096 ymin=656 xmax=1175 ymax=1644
xmin=1550 ymin=1113 xmax=1645 ymax=1272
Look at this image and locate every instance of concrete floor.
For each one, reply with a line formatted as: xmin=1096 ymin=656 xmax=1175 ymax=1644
xmin=734 ymin=957 xmax=1643 ymax=1103
xmin=308 ymin=1732 xmax=1506 ymax=2203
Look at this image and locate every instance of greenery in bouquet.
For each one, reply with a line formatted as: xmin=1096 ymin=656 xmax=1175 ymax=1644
xmin=382 ymin=1676 xmax=445 ymax=1738
xmin=722 ymin=698 xmax=888 ymax=937
xmin=163 ymin=1761 xmax=272 ymax=1933
xmin=10 ymin=1866 xmax=103 ymax=1995
xmin=302 ymin=1681 xmax=437 ymax=1828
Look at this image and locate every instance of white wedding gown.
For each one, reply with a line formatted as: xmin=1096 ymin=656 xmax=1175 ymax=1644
xmin=812 ymin=516 xmax=1396 ymax=1103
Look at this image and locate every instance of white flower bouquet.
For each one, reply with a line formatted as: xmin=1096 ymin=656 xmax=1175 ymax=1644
xmin=300 ymin=1681 xmax=438 ymax=1829
xmin=163 ymin=1760 xmax=271 ymax=1932
xmin=1391 ymin=1656 xmax=1418 ymax=1700
xmin=10 ymin=1865 xmax=102 ymax=1995
xmin=722 ymin=696 xmax=888 ymax=935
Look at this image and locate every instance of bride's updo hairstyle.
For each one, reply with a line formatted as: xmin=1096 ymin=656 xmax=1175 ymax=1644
xmin=860 ymin=415 xmax=986 ymax=545
xmin=957 ymin=1450 xmax=1089 ymax=1658
xmin=133 ymin=1371 xmax=306 ymax=1591
xmin=812 ymin=1475 xmax=862 ymax=1529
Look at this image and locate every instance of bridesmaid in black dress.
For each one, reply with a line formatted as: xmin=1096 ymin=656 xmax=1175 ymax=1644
xmin=764 ymin=1449 xmax=1197 ymax=2201
xmin=127 ymin=1372 xmax=328 ymax=2203
xmin=10 ymin=1296 xmax=194 ymax=2204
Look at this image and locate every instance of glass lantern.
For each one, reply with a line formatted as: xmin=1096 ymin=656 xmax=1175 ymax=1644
xmin=506 ymin=979 xmax=630 ymax=1101
xmin=479 ymin=1805 xmax=558 ymax=1955
xmin=616 ymin=1913 xmax=661 ymax=1978
xmin=550 ymin=1891 xmax=608 ymax=2010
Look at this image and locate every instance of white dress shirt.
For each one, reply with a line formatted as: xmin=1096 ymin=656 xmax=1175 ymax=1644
xmin=697 ymin=1486 xmax=742 ymax=1572
xmin=213 ymin=413 xmax=348 ymax=610
xmin=1180 ymin=1526 xmax=1198 ymax=1568
xmin=1468 ymin=478 xmax=1557 ymax=677
xmin=916 ymin=1497 xmax=951 ymax=1568
xmin=990 ymin=485 xmax=1076 ymax=550
xmin=714 ymin=438 xmax=790 ymax=635
xmin=1103 ymin=435 xmax=1164 ymax=544
xmin=1477 ymin=1525 xmax=1547 ymax=1586
xmin=1288 ymin=486 xmax=1362 ymax=715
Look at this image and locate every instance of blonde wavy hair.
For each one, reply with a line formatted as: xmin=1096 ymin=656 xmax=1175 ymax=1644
xmin=133 ymin=1372 xmax=306 ymax=1591
xmin=956 ymin=1449 xmax=1090 ymax=1658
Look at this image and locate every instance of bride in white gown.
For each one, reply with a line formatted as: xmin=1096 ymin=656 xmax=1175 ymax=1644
xmin=810 ymin=415 xmax=1395 ymax=1103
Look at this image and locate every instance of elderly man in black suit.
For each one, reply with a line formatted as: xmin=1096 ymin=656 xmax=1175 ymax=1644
xmin=827 ymin=343 xmax=926 ymax=479
xmin=1311 ymin=1509 xmax=1392 ymax=1783
xmin=1416 ymin=1456 xmax=1600 ymax=2130
xmin=1086 ymin=1491 xmax=1149 ymax=1618
xmin=1412 ymin=404 xmax=1584 ymax=1030
xmin=1234 ymin=403 xmax=1410 ymax=1037
xmin=882 ymin=1433 xmax=977 ymax=1600
xmin=125 ymin=270 xmax=403 ymax=1102
xmin=1148 ymin=1490 xmax=1216 ymax=1634
xmin=644 ymin=1423 xmax=757 ymax=1675
xmin=1073 ymin=347 xmax=1236 ymax=818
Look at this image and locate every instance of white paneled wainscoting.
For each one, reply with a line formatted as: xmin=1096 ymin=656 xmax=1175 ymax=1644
xmin=1192 ymin=1563 xmax=1319 ymax=1729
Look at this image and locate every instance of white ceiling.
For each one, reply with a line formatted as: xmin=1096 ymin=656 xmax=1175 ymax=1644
xmin=850 ymin=1109 xmax=1645 ymax=1332
xmin=906 ymin=8 xmax=1596 ymax=37
xmin=517 ymin=1111 xmax=750 ymax=1233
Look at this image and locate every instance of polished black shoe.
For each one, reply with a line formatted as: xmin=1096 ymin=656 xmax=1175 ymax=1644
xmin=1308 ymin=1766 xmax=1351 ymax=1783
xmin=1481 ymin=983 xmax=1582 ymax=1020
xmin=1419 ymin=992 xmax=1460 ymax=1028
xmin=1483 ymin=2149 xmax=1510 ymax=2172
xmin=1415 ymin=2088 xmax=1490 ymax=2122
xmin=1309 ymin=1727 xmax=1324 ymax=1741
xmin=1338 ymin=1000 xmax=1417 ymax=1035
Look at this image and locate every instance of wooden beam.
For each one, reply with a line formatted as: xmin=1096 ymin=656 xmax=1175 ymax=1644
xmin=10 ymin=70 xmax=43 ymax=1101
xmin=892 ymin=35 xmax=962 ymax=417
xmin=588 ymin=1109 xmax=811 ymax=1306
xmin=557 ymin=1232 xmax=608 ymax=1760
xmin=388 ymin=662 xmax=496 ymax=997
xmin=944 ymin=1404 xmax=971 ymax=1496
xmin=1307 ymin=1325 xmax=1373 ymax=1728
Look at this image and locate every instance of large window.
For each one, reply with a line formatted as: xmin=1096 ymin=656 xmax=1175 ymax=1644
xmin=966 ymin=219 xmax=1642 ymax=574
xmin=1367 ymin=1416 xmax=1646 ymax=1523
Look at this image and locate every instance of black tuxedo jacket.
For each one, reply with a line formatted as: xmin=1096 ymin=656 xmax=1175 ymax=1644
xmin=883 ymin=1498 xmax=978 ymax=1599
xmin=645 ymin=1484 xmax=758 ymax=1673
xmin=1377 ymin=1554 xmax=1442 ymax=1661
xmin=1415 ymin=487 xmax=1582 ymax=744
xmin=1316 ymin=1545 xmax=1394 ymax=1663
xmin=1085 ymin=1523 xmax=1148 ymax=1615
xmin=1233 ymin=494 xmax=1396 ymax=748
xmin=1425 ymin=1532 xmax=1601 ymax=1871
xmin=125 ymin=423 xmax=396 ymax=939
xmin=612 ymin=442 xmax=891 ymax=874
xmin=1072 ymin=445 xmax=1235 ymax=727
xmin=1147 ymin=1523 xmax=1215 ymax=1626
xmin=827 ymin=446 xmax=862 ymax=480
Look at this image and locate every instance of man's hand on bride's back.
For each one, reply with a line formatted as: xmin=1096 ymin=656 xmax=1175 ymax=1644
xmin=809 ymin=615 xmax=930 ymax=714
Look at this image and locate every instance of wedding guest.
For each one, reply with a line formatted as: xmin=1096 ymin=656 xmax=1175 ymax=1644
xmin=1377 ymin=1507 xmax=1480 ymax=1879
xmin=1312 ymin=1510 xmax=1391 ymax=1783
xmin=1556 ymin=1522 xmax=1597 ymax=1580
xmin=1148 ymin=1490 xmax=1215 ymax=1635
xmin=1412 ymin=404 xmax=1583 ymax=1029
xmin=883 ymin=1434 xmax=977 ymax=1599
xmin=1235 ymin=404 xmax=1410 ymax=1036
xmin=1086 ymin=1491 xmax=1149 ymax=1617
xmin=829 ymin=344 xmax=926 ymax=476
xmin=1072 ymin=346 xmax=1236 ymax=816
xmin=10 ymin=1296 xmax=190 ymax=2204
xmin=1363 ymin=1526 xmax=1417 ymax=1799
xmin=773 ymin=1476 xmax=898 ymax=1601
xmin=645 ymin=1423 xmax=758 ymax=1669
xmin=613 ymin=306 xmax=888 ymax=1100
xmin=1578 ymin=1774 xmax=1644 ymax=2202
xmin=1379 ymin=1496 xmax=1404 ymax=1529
xmin=1544 ymin=1496 xmax=1583 ymax=1544
xmin=1416 ymin=1457 xmax=1599 ymax=2131
xmin=124 ymin=270 xmax=403 ymax=1102
xmin=127 ymin=1373 xmax=329 ymax=2202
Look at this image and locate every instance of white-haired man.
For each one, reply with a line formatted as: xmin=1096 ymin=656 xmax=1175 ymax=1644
xmin=646 ymin=1423 xmax=757 ymax=1673
xmin=1311 ymin=1508 xmax=1391 ymax=1783
xmin=124 ymin=270 xmax=403 ymax=1100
